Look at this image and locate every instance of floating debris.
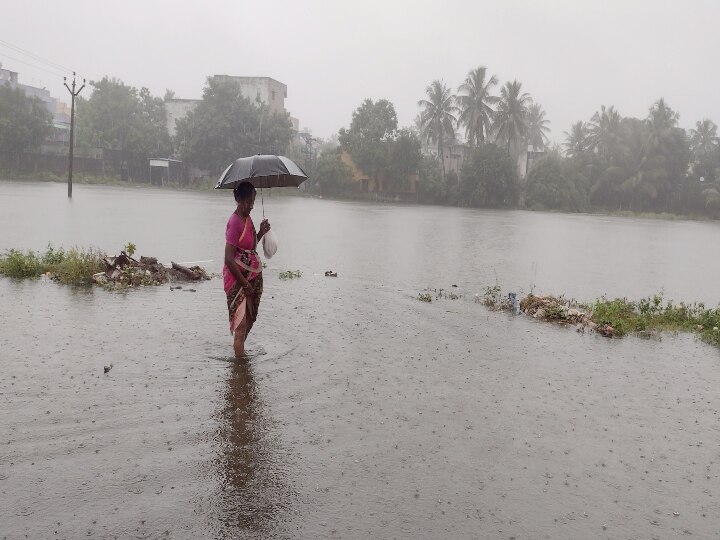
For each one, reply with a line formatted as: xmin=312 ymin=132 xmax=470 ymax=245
xmin=324 ymin=270 xmax=338 ymax=277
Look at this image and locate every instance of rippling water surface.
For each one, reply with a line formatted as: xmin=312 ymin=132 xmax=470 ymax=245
xmin=1 ymin=181 xmax=719 ymax=539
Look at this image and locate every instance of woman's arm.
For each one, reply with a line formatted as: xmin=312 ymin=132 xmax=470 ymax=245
xmin=224 ymin=243 xmax=252 ymax=292
xmin=257 ymin=218 xmax=271 ymax=241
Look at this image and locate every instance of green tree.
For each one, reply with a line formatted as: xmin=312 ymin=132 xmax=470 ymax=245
xmin=588 ymin=105 xmax=622 ymax=165
xmin=175 ymin=76 xmax=292 ymax=174
xmin=384 ymin=128 xmax=422 ymax=192
xmin=688 ymin=119 xmax=719 ymax=183
xmin=139 ymin=87 xmax=172 ymax=156
xmin=689 ymin=119 xmax=719 ymax=158
xmin=314 ymin=147 xmax=353 ymax=195
xmin=525 ymin=153 xmax=585 ymax=212
xmin=460 ymin=143 xmax=519 ymax=207
xmin=418 ymin=80 xmax=458 ymax=180
xmin=525 ymin=102 xmax=551 ymax=150
xmin=76 ymin=77 xmax=171 ymax=159
xmin=0 ymin=84 xmax=52 ymax=155
xmin=589 ymin=114 xmax=690 ymax=212
xmin=417 ymin=155 xmax=444 ymax=203
xmin=457 ymin=66 xmax=498 ymax=146
xmin=494 ymin=80 xmax=530 ymax=156
xmin=338 ymin=98 xmax=398 ymax=183
xmin=563 ymin=121 xmax=591 ymax=158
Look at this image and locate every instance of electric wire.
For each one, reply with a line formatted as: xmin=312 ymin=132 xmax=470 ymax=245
xmin=0 ymin=39 xmax=74 ymax=75
xmin=0 ymin=51 xmax=68 ymax=79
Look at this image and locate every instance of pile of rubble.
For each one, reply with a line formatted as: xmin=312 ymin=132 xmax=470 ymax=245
xmin=519 ymin=294 xmax=614 ymax=337
xmin=93 ymin=251 xmax=210 ymax=288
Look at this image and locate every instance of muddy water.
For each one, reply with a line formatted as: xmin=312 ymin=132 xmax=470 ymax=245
xmin=1 ymin=181 xmax=719 ymax=539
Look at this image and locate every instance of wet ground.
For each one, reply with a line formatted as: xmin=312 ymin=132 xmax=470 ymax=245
xmin=1 ymin=182 xmax=719 ymax=538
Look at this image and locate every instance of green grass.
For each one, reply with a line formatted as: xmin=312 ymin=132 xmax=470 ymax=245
xmin=0 ymin=244 xmax=104 ymax=285
xmin=589 ymin=293 xmax=720 ymax=342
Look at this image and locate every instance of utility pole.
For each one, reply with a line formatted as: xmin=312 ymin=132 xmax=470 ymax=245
xmin=64 ymin=72 xmax=85 ymax=198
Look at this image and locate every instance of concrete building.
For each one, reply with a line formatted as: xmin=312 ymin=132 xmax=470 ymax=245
xmin=1 ymin=65 xmax=71 ymax=145
xmin=212 ymin=75 xmax=287 ymax=115
xmin=421 ymin=137 xmax=469 ymax=176
xmin=165 ymin=98 xmax=201 ymax=138
xmin=165 ymin=76 xmax=291 ymax=140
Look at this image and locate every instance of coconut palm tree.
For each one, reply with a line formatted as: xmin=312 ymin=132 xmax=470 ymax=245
xmin=588 ymin=105 xmax=622 ymax=164
xmin=494 ymin=80 xmax=530 ymax=156
xmin=525 ymin=102 xmax=551 ymax=150
xmin=689 ymin=119 xmax=719 ymax=159
xmin=418 ymin=80 xmax=458 ymax=180
xmin=645 ymin=98 xmax=679 ymax=156
xmin=457 ymin=66 xmax=498 ymax=146
xmin=563 ymin=121 xmax=591 ymax=157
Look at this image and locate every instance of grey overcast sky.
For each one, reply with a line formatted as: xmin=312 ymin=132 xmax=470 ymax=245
xmin=2 ymin=0 xmax=719 ymax=141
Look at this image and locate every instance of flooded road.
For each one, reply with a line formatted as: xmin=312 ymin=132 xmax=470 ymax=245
xmin=1 ymin=182 xmax=719 ymax=539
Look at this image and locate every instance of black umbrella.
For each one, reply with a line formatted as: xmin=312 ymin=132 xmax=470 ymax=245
xmin=215 ymin=154 xmax=308 ymax=190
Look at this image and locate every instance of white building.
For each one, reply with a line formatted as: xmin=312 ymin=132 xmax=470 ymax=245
xmin=212 ymin=75 xmax=287 ymax=115
xmin=165 ymin=76 xmax=292 ymax=139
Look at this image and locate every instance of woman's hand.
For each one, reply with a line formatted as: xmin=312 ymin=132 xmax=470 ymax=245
xmin=242 ymin=281 xmax=254 ymax=295
xmin=258 ymin=219 xmax=271 ymax=238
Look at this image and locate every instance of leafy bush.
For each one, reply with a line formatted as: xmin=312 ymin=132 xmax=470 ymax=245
xmin=0 ymin=249 xmax=42 ymax=278
xmin=0 ymin=245 xmax=103 ymax=285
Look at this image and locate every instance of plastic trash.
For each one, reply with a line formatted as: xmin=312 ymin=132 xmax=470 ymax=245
xmin=508 ymin=292 xmax=520 ymax=315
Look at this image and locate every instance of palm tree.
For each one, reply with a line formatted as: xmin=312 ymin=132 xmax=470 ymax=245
xmin=418 ymin=80 xmax=458 ymax=180
xmin=457 ymin=66 xmax=498 ymax=146
xmin=646 ymin=98 xmax=679 ymax=155
xmin=689 ymin=119 xmax=719 ymax=159
xmin=494 ymin=80 xmax=530 ymax=156
xmin=525 ymin=102 xmax=550 ymax=150
xmin=588 ymin=105 xmax=622 ymax=164
xmin=563 ymin=121 xmax=591 ymax=157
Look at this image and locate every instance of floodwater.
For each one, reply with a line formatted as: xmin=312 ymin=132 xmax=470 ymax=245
xmin=1 ymin=181 xmax=719 ymax=539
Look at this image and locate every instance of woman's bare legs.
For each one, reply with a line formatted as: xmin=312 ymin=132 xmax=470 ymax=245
xmin=233 ymin=316 xmax=247 ymax=358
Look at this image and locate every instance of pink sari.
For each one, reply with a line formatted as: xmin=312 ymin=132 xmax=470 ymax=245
xmin=223 ymin=215 xmax=263 ymax=334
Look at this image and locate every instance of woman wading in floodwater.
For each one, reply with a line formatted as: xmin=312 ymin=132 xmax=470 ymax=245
xmin=223 ymin=182 xmax=270 ymax=358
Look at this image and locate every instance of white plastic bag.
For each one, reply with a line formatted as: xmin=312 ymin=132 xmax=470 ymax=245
xmin=262 ymin=229 xmax=278 ymax=259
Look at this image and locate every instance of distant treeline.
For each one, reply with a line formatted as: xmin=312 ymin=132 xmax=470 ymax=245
xmin=316 ymin=65 xmax=719 ymax=218
xmin=1 ymin=67 xmax=718 ymax=217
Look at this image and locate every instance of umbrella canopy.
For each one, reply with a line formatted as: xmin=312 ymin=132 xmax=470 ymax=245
xmin=215 ymin=155 xmax=308 ymax=190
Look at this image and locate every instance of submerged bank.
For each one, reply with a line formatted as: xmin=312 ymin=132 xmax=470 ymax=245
xmin=0 ymin=244 xmax=210 ymax=288
xmin=420 ymin=286 xmax=720 ymax=349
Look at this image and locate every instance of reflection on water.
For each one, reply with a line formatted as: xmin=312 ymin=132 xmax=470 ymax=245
xmin=215 ymin=358 xmax=293 ymax=537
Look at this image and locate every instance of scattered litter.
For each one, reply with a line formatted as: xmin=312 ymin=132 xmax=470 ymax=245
xmin=94 ymin=251 xmax=210 ymax=289
xmin=324 ymin=270 xmax=338 ymax=277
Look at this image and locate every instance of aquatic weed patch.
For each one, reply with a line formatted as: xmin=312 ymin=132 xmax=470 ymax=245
xmin=518 ymin=288 xmax=720 ymax=348
xmin=417 ymin=287 xmax=462 ymax=302
xmin=0 ymin=244 xmax=103 ymax=284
